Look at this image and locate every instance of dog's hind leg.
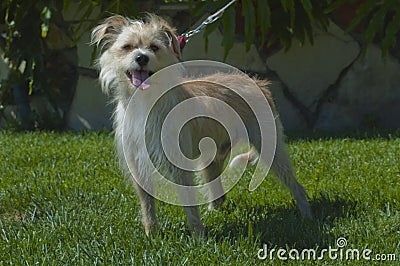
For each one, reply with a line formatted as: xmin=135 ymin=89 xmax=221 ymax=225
xmin=269 ymin=123 xmax=313 ymax=218
xmin=203 ymin=140 xmax=232 ymax=210
xmin=271 ymin=139 xmax=312 ymax=218
xmin=250 ymin=119 xmax=312 ymax=218
xmin=203 ymin=159 xmax=226 ymax=211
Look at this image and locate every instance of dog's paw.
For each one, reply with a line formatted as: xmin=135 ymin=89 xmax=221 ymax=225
xmin=300 ymin=203 xmax=313 ymax=220
xmin=190 ymin=223 xmax=206 ymax=237
xmin=144 ymin=223 xmax=159 ymax=237
xmin=208 ymin=194 xmax=226 ymax=211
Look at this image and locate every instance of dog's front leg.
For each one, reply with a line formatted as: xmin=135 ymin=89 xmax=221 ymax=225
xmin=134 ymin=182 xmax=158 ymax=236
xmin=122 ymin=149 xmax=158 ymax=236
xmin=175 ymin=132 xmax=205 ymax=236
xmin=183 ymin=205 xmax=204 ymax=236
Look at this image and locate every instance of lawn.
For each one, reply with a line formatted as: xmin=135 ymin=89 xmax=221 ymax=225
xmin=0 ymin=131 xmax=399 ymax=265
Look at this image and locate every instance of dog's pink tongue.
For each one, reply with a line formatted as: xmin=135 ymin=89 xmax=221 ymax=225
xmin=132 ymin=71 xmax=151 ymax=90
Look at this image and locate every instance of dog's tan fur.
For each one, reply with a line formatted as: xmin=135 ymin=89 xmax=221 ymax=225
xmin=92 ymin=14 xmax=312 ymax=236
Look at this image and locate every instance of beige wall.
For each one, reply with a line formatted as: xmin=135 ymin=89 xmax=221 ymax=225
xmin=2 ymin=9 xmax=399 ymax=131
xmin=68 ymin=17 xmax=400 ymax=131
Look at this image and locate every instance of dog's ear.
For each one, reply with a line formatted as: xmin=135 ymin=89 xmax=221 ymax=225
xmin=146 ymin=13 xmax=181 ymax=59
xmin=146 ymin=14 xmax=181 ymax=59
xmin=91 ymin=15 xmax=130 ymax=51
xmin=162 ymin=25 xmax=182 ymax=59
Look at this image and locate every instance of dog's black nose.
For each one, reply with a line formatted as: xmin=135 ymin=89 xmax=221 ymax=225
xmin=135 ymin=54 xmax=149 ymax=67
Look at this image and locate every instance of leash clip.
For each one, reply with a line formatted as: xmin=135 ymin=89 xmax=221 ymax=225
xmin=178 ymin=0 xmax=237 ymax=50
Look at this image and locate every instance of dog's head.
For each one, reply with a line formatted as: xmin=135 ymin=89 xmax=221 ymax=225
xmin=91 ymin=14 xmax=181 ymax=94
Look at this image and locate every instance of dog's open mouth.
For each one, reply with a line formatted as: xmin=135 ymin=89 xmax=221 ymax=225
xmin=127 ymin=70 xmax=154 ymax=90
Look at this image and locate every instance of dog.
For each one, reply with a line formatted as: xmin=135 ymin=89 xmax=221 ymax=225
xmin=91 ymin=14 xmax=312 ymax=236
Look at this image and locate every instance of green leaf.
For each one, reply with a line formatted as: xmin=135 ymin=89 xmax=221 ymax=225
xmin=242 ymin=0 xmax=256 ymax=51
xmin=28 ymin=60 xmax=36 ymax=95
xmin=356 ymin=3 xmax=391 ymax=58
xmin=221 ymin=6 xmax=235 ymax=61
xmin=293 ymin=22 xmax=306 ymax=45
xmin=346 ymin=0 xmax=378 ymax=33
xmin=324 ymin=0 xmax=347 ymax=14
xmin=304 ymin=20 xmax=314 ymax=45
xmin=281 ymin=30 xmax=293 ymax=51
xmin=72 ymin=3 xmax=95 ymax=41
xmin=257 ymin=0 xmax=271 ymax=47
xmin=281 ymin=0 xmax=296 ymax=29
xmin=28 ymin=79 xmax=34 ymax=96
xmin=203 ymin=20 xmax=219 ymax=54
xmin=63 ymin=0 xmax=71 ymax=11
xmin=381 ymin=8 xmax=400 ymax=58
xmin=41 ymin=6 xmax=52 ymax=20
xmin=281 ymin=0 xmax=293 ymax=12
xmin=40 ymin=6 xmax=52 ymax=38
xmin=363 ymin=5 xmax=388 ymax=46
xmin=190 ymin=0 xmax=209 ymax=18
xmin=300 ymin=0 xmax=314 ymax=24
xmin=41 ymin=23 xmax=49 ymax=38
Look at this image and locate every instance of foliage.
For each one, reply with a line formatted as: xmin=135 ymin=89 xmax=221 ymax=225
xmin=193 ymin=0 xmax=330 ymax=58
xmin=1 ymin=1 xmax=52 ymax=95
xmin=1 ymin=0 xmax=400 ymax=129
xmin=190 ymin=0 xmax=400 ymax=58
xmin=344 ymin=0 xmax=400 ymax=57
xmin=0 ymin=0 xmax=139 ymax=129
xmin=2 ymin=0 xmax=399 ymax=83
xmin=0 ymin=0 xmax=138 ymax=99
xmin=0 ymin=131 xmax=399 ymax=264
xmin=63 ymin=0 xmax=139 ymax=44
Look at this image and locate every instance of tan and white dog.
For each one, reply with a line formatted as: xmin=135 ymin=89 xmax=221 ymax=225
xmin=91 ymin=14 xmax=312 ymax=236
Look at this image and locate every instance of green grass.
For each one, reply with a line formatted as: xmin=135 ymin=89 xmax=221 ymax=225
xmin=0 ymin=131 xmax=399 ymax=265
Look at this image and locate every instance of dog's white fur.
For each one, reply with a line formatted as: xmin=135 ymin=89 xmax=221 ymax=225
xmin=92 ymin=14 xmax=312 ymax=236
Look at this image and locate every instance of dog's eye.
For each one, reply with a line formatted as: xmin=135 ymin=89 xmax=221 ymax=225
xmin=122 ymin=44 xmax=133 ymax=51
xmin=149 ymin=44 xmax=159 ymax=52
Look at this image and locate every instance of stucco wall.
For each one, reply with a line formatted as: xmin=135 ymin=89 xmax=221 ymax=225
xmin=2 ymin=10 xmax=399 ymax=131
xmin=183 ymin=21 xmax=400 ymax=131
xmin=64 ymin=5 xmax=113 ymax=130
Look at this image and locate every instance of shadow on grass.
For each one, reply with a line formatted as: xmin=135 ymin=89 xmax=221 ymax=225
xmin=286 ymin=128 xmax=400 ymax=141
xmin=211 ymin=194 xmax=357 ymax=249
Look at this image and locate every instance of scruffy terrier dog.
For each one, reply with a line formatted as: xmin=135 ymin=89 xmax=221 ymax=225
xmin=92 ymin=14 xmax=312 ymax=236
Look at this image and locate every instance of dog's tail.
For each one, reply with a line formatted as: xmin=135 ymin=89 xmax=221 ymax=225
xmin=228 ymin=147 xmax=259 ymax=169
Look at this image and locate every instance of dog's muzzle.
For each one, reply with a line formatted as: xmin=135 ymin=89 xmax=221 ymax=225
xmin=128 ymin=70 xmax=150 ymax=90
xmin=135 ymin=54 xmax=149 ymax=67
xmin=125 ymin=54 xmax=154 ymax=90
